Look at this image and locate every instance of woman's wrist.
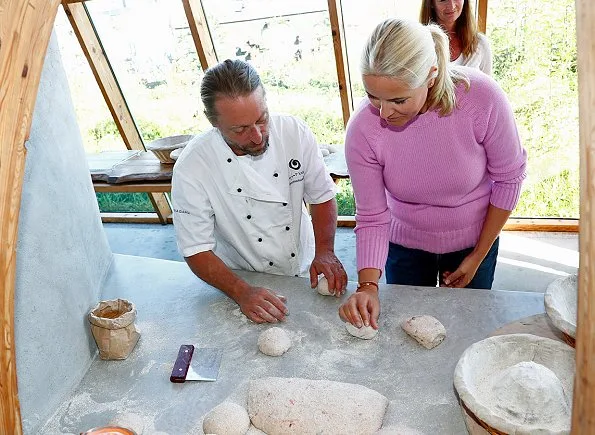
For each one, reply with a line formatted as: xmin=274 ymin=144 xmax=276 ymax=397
xmin=356 ymin=281 xmax=379 ymax=293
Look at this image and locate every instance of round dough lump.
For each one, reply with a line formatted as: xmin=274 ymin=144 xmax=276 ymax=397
xmin=316 ymin=275 xmax=333 ymax=296
xmin=203 ymin=401 xmax=250 ymax=435
xmin=258 ymin=327 xmax=291 ymax=356
xmin=345 ymin=323 xmax=378 ymax=339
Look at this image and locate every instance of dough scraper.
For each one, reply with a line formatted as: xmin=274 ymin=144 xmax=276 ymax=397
xmin=170 ymin=345 xmax=222 ymax=382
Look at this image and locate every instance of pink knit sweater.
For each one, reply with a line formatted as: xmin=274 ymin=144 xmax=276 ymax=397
xmin=345 ymin=68 xmax=527 ymax=271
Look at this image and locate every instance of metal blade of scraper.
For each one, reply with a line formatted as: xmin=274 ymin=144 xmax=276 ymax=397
xmin=170 ymin=345 xmax=222 ymax=382
xmin=186 ymin=347 xmax=222 ymax=381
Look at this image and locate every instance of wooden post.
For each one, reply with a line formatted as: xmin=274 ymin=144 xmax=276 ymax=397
xmin=182 ymin=0 xmax=218 ymax=71
xmin=327 ymin=0 xmax=353 ymax=127
xmin=477 ymin=0 xmax=488 ymax=33
xmin=572 ymin=0 xmax=595 ymax=432
xmin=62 ymin=2 xmax=172 ymax=224
xmin=0 ymin=2 xmax=61 ymax=433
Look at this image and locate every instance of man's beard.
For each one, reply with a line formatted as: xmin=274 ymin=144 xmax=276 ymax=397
xmin=223 ymin=134 xmax=270 ymax=157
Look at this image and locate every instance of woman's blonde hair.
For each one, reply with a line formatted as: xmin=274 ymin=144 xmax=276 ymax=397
xmin=361 ymin=18 xmax=469 ymax=116
xmin=419 ymin=0 xmax=479 ymax=58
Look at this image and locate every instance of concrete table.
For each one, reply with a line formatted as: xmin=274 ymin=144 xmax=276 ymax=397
xmin=39 ymin=254 xmax=545 ymax=434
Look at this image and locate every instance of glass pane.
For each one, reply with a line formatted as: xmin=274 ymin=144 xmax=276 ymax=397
xmin=85 ymin=0 xmax=211 ymax=142
xmin=201 ymin=0 xmax=345 ymax=145
xmin=488 ymin=0 xmax=578 ymax=218
xmin=342 ymin=0 xmax=423 ymax=105
xmin=54 ymin=10 xmax=125 ymax=153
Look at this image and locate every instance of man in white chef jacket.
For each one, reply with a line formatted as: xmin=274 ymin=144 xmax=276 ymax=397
xmin=172 ymin=59 xmax=347 ymax=324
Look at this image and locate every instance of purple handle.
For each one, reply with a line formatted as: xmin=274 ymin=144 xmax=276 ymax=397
xmin=170 ymin=344 xmax=194 ymax=383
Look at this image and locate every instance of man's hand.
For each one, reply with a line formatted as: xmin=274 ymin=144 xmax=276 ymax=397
xmin=338 ymin=287 xmax=380 ymax=329
xmin=442 ymin=251 xmax=483 ymax=288
xmin=235 ymin=286 xmax=289 ymax=323
xmin=309 ymin=251 xmax=348 ymax=297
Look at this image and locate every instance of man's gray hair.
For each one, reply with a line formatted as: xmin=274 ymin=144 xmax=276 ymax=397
xmin=200 ymin=59 xmax=263 ymax=125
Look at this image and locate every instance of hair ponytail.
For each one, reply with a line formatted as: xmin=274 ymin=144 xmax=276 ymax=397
xmin=426 ymin=24 xmax=469 ymax=115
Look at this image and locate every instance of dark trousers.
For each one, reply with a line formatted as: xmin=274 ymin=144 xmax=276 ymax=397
xmin=385 ymin=238 xmax=499 ymax=289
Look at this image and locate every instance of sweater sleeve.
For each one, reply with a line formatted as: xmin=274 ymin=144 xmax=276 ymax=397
xmin=345 ymin=112 xmax=392 ymax=272
xmin=474 ymin=76 xmax=527 ymax=211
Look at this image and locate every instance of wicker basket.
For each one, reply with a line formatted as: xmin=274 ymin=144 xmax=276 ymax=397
xmin=146 ymin=134 xmax=194 ymax=164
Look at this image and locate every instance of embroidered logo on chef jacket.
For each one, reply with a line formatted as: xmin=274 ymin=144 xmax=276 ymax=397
xmin=288 ymin=158 xmax=304 ymax=185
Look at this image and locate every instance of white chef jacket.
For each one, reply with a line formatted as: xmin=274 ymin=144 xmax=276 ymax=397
xmin=172 ymin=114 xmax=337 ymax=277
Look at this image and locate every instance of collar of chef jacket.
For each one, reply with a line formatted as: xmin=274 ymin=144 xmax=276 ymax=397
xmin=214 ymin=132 xmax=289 ymax=204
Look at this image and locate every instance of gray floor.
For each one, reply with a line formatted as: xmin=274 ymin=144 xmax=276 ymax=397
xmin=103 ymin=224 xmax=578 ymax=293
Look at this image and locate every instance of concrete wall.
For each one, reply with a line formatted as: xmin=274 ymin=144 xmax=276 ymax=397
xmin=14 ymin=31 xmax=113 ymax=434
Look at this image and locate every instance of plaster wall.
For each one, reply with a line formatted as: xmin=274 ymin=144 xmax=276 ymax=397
xmin=14 ymin=31 xmax=113 ymax=434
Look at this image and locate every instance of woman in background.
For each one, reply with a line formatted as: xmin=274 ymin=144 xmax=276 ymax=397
xmin=420 ymin=0 xmax=492 ymax=75
xmin=338 ymin=19 xmax=526 ymax=330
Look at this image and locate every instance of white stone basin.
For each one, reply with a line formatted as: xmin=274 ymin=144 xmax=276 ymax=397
xmin=454 ymin=333 xmax=575 ymax=435
xmin=544 ymin=274 xmax=577 ymax=339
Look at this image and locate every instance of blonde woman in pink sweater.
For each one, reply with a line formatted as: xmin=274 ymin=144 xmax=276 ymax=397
xmin=339 ymin=19 xmax=526 ymax=330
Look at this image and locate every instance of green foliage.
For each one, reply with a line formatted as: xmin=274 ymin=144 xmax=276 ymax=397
xmin=489 ymin=0 xmax=578 ymax=218
xmin=336 ymin=179 xmax=356 ymax=216
xmin=88 ymin=118 xmax=174 ymax=146
xmin=514 ymin=169 xmax=579 ymax=218
xmin=96 ymin=193 xmax=154 ymax=213
xmin=293 ymin=108 xmax=345 ymax=145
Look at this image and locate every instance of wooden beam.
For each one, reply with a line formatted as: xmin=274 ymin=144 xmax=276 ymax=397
xmin=100 ymin=212 xmax=173 ymax=224
xmin=0 ymin=2 xmax=61 ymax=433
xmin=477 ymin=0 xmax=488 ymax=33
xmin=573 ymin=0 xmax=595 ymax=431
xmin=93 ymin=182 xmax=171 ymax=193
xmin=182 ymin=0 xmax=218 ymax=71
xmin=62 ymin=1 xmax=171 ymax=224
xmin=327 ymin=0 xmax=353 ymax=127
xmin=503 ymin=218 xmax=578 ymax=232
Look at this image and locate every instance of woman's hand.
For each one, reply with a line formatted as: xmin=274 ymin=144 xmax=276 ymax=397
xmin=442 ymin=251 xmax=483 ymax=288
xmin=338 ymin=286 xmax=380 ymax=329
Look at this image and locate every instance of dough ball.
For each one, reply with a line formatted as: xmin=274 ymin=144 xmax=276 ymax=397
xmin=203 ymin=401 xmax=250 ymax=435
xmin=258 ymin=327 xmax=291 ymax=356
xmin=401 ymin=315 xmax=446 ymax=349
xmin=316 ymin=275 xmax=334 ymax=296
xmin=346 ymin=323 xmax=378 ymax=339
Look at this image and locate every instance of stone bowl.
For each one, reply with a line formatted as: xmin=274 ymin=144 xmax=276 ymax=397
xmin=544 ymin=274 xmax=577 ymax=344
xmin=170 ymin=147 xmax=184 ymax=161
xmin=146 ymin=134 xmax=194 ymax=164
xmin=454 ymin=333 xmax=575 ymax=435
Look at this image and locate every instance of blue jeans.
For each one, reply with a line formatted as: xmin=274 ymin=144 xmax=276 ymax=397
xmin=385 ymin=238 xmax=499 ymax=289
